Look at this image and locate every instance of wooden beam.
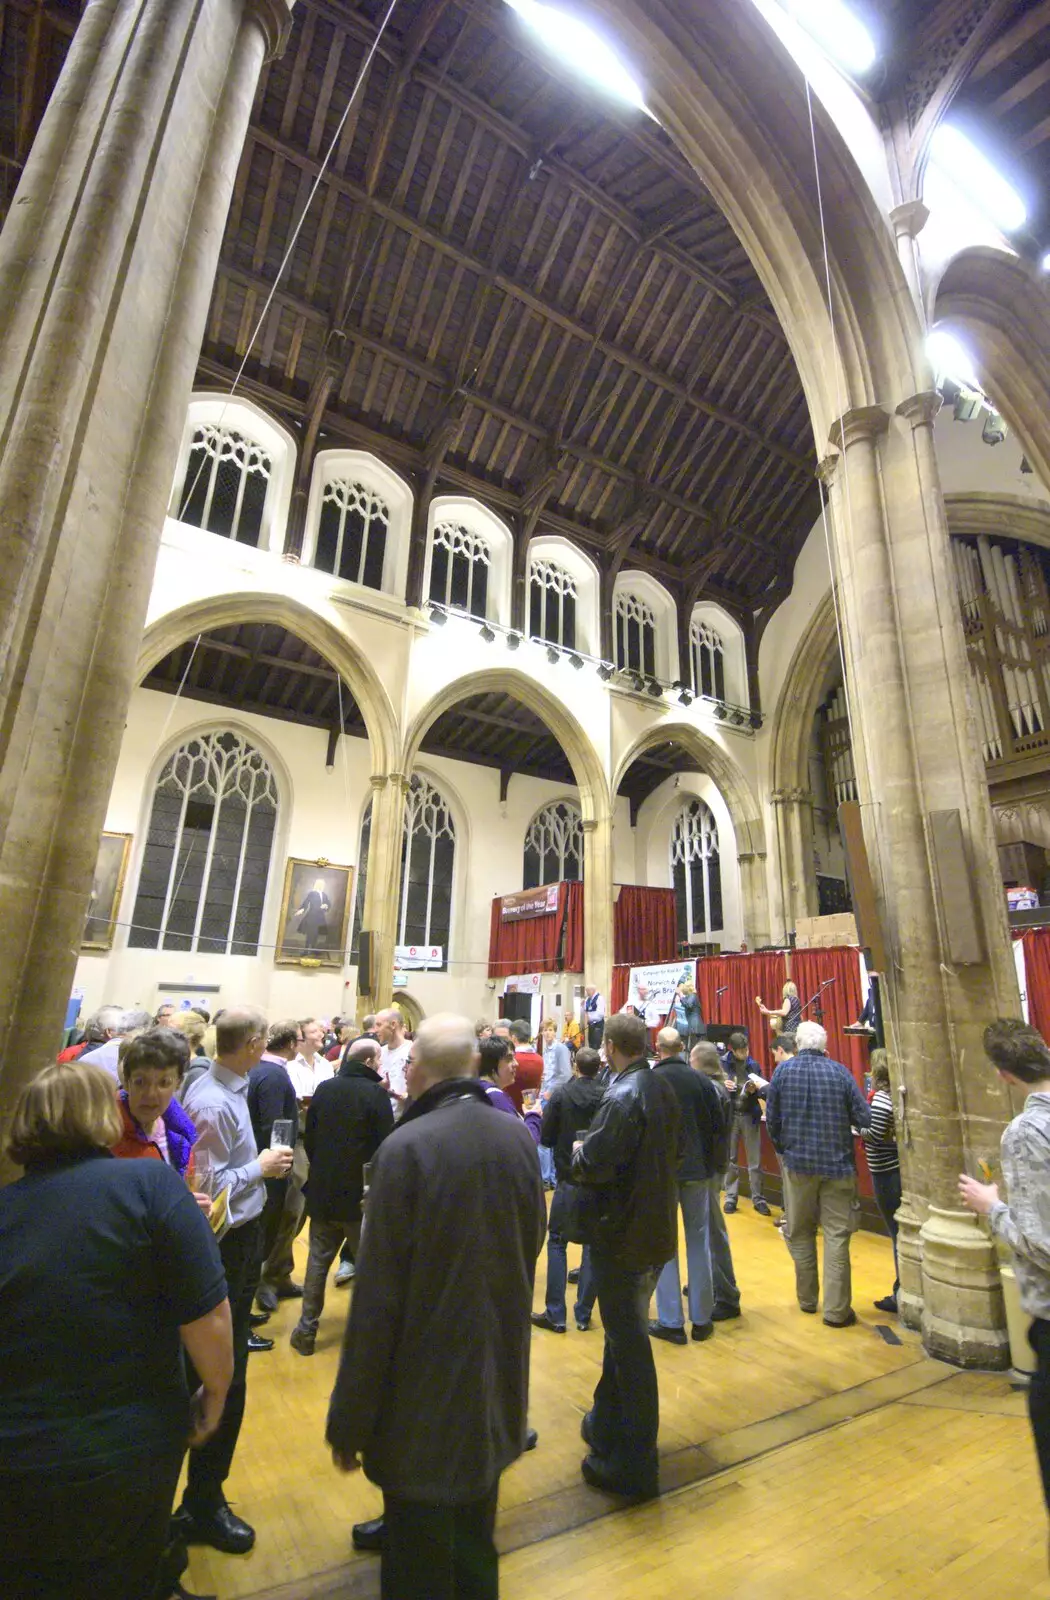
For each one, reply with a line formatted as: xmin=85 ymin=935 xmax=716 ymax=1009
xmin=990 ymin=55 xmax=1050 ymax=114
xmin=971 ymin=0 xmax=1050 ymax=81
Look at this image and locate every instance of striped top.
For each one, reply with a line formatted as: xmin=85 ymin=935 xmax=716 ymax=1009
xmin=862 ymin=1087 xmax=899 ymax=1173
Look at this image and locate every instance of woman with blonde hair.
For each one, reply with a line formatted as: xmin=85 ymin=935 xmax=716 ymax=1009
xmin=0 ymin=1062 xmax=232 ymax=1600
xmin=756 ymin=980 xmax=802 ymax=1037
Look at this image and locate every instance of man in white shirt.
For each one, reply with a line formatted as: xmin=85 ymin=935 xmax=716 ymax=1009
xmin=377 ymin=1007 xmax=411 ymax=1117
xmin=288 ymin=1017 xmax=333 ymax=1100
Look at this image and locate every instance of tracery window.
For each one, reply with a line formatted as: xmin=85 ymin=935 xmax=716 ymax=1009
xmin=129 ymin=730 xmax=278 ymax=955
xmin=429 ymin=522 xmax=491 ymax=619
xmin=523 ymin=801 xmax=583 ymax=888
xmin=529 ymin=559 xmax=577 ymax=649
xmin=690 ymin=619 xmax=726 ymax=701
xmin=350 ymin=775 xmax=456 ymax=969
xmin=670 ymin=799 xmax=722 ymax=943
xmin=314 ymin=478 xmax=389 ymax=588
xmin=177 ymin=425 xmax=272 ymax=546
xmin=614 ymin=590 xmax=657 ymax=677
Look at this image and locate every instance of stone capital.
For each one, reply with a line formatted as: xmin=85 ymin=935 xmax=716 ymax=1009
xmin=890 ymin=200 xmax=930 ymax=241
xmin=771 ymin=787 xmax=814 ymax=807
xmin=581 ymin=817 xmax=598 ymax=834
xmin=815 ymin=452 xmax=840 ymax=488
xmin=896 ymin=390 xmax=943 ymax=430
xmin=244 ymin=0 xmax=295 ymax=60
xmin=828 ymin=405 xmax=891 ymax=454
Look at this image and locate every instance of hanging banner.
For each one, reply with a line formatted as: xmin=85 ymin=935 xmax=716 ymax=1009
xmin=626 ymin=959 xmax=695 ymax=1027
xmin=503 ymin=972 xmax=542 ymax=996
xmin=500 ymin=885 xmax=560 ymax=922
xmin=395 ymin=944 xmax=442 ymax=969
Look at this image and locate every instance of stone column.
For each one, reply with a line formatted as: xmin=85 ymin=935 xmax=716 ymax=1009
xmin=0 ymin=0 xmax=294 ymax=1164
xmin=737 ymin=848 xmax=771 ymax=950
xmin=358 ymin=771 xmax=408 ymax=1017
xmin=889 ymin=201 xmax=931 ymax=326
xmin=823 ymin=401 xmax=1018 ymax=1365
xmin=583 ymin=815 xmax=614 ymax=1003
xmin=770 ymin=786 xmax=817 ymax=938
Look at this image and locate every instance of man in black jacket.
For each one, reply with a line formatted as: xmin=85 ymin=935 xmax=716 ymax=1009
xmin=649 ymin=1028 xmax=735 ymax=1345
xmin=289 ymin=1038 xmax=394 ymax=1356
xmin=327 ymin=1014 xmax=546 ymax=1600
xmin=248 ymin=1019 xmax=302 ymax=1333
xmin=571 ymin=1011 xmax=681 ymax=1500
xmin=533 ymin=1046 xmax=606 ymax=1334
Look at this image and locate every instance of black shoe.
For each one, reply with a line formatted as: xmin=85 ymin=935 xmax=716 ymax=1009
xmin=691 ymin=1321 xmax=714 ymax=1341
xmin=753 ymin=1198 xmax=772 ymax=1216
xmin=172 ymin=1586 xmax=217 ymax=1600
xmin=249 ymin=1310 xmax=271 ymax=1328
xmin=648 ymin=1320 xmax=687 ymax=1346
xmin=275 ymin=1281 xmax=304 ymax=1300
xmin=874 ymin=1295 xmax=898 ymax=1314
xmin=248 ymin=1331 xmax=274 ymax=1352
xmin=255 ymin=1284 xmax=278 ymax=1313
xmin=575 ymin=1317 xmax=591 ymax=1331
xmin=525 ymin=1427 xmax=538 ymax=1451
xmin=723 ymin=1198 xmax=737 ymax=1214
xmin=823 ymin=1309 xmax=858 ymax=1328
xmin=799 ymin=1304 xmax=818 ymax=1314
xmin=531 ymin=1311 xmax=566 ymax=1333
xmin=567 ymin=1267 xmax=581 ymax=1284
xmin=711 ymin=1303 xmax=741 ymax=1322
xmin=580 ymin=1410 xmax=595 ymax=1448
xmin=580 ymin=1452 xmax=658 ymax=1500
xmin=289 ymin=1325 xmax=315 ymax=1356
xmin=352 ymin=1516 xmax=385 ymax=1552
xmin=172 ymin=1503 xmax=255 ymax=1556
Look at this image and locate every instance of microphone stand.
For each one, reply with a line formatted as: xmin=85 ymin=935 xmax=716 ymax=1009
xmin=801 ymin=978 xmax=834 ymax=1025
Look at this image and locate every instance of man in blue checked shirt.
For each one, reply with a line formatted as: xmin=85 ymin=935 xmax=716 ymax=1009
xmin=766 ymin=1020 xmax=872 ymax=1327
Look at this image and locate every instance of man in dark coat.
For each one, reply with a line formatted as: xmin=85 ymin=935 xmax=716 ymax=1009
xmin=532 ymin=1046 xmax=606 ymax=1334
xmin=571 ymin=1010 xmax=681 ymax=1500
xmin=649 ymin=1027 xmax=734 ymax=1345
xmin=289 ymin=1038 xmax=393 ymax=1357
xmin=326 ymin=1013 xmax=546 ymax=1600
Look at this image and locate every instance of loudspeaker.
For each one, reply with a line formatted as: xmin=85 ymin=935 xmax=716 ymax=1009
xmin=837 ymin=801 xmax=887 ymax=972
xmin=357 ymin=931 xmax=374 ymax=996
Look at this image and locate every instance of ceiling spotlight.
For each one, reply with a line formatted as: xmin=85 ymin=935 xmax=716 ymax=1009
xmin=429 ymin=604 xmax=447 ymax=626
xmin=479 ymin=622 xmax=496 ymax=642
xmin=714 ymin=702 xmax=727 ymax=721
xmin=504 ymin=0 xmax=647 ymax=112
xmin=731 ymin=709 xmax=747 ymax=727
xmin=568 ymin=653 xmax=585 ymax=670
xmin=927 ymin=328 xmax=980 ymax=391
xmin=749 ymin=711 xmax=763 ymax=730
xmin=506 ymin=631 xmax=521 ymax=650
xmin=678 ymin=688 xmax=694 ymax=707
xmin=546 ymin=645 xmax=560 ymax=665
xmin=597 ymin=662 xmax=614 ymax=681
xmin=1042 ymin=252 xmax=1050 ymax=273
xmin=982 ymin=410 xmax=1006 ymax=446
xmin=785 ymin=0 xmax=877 ymax=76
xmin=647 ymin=678 xmax=663 ymax=698
xmin=953 ymin=389 xmax=981 ymax=423
xmin=929 ymin=124 xmax=1027 ymax=234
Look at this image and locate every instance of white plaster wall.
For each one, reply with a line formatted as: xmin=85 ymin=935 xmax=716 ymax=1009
xmin=634 ymin=772 xmax=743 ymax=951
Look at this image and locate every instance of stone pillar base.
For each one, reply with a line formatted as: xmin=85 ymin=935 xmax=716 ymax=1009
xmin=919 ymin=1207 xmax=1009 ymax=1369
xmin=895 ymin=1188 xmax=926 ymax=1332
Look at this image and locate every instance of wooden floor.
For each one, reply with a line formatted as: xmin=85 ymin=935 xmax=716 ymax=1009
xmin=185 ymin=1203 xmax=1050 ymax=1600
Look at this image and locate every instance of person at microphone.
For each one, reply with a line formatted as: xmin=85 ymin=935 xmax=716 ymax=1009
xmin=756 ymin=982 xmax=802 ymax=1038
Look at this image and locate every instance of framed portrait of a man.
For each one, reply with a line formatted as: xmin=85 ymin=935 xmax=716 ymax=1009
xmin=275 ymin=857 xmax=354 ymax=967
xmin=82 ymin=832 xmax=132 ymax=951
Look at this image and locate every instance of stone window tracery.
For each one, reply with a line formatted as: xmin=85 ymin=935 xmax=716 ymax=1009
xmin=177 ymin=425 xmax=272 ymax=546
xmin=614 ymin=590 xmax=657 ymax=677
xmin=670 ymin=798 xmax=722 ymax=942
xmin=529 ymin=559 xmax=578 ymax=650
xmin=429 ymin=521 xmax=491 ymax=619
xmin=351 ymin=775 xmax=456 ymax=970
xmin=129 ymin=730 xmax=278 ymax=955
xmin=690 ymin=618 xmax=726 ymax=702
xmin=314 ymin=477 xmax=389 ymax=588
xmin=523 ymin=801 xmax=583 ymax=888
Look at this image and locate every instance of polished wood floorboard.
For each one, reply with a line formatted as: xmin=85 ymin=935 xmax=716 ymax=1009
xmin=185 ymin=1203 xmax=1048 ymax=1599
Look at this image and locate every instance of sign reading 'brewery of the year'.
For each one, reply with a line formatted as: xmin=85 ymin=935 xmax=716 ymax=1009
xmin=500 ymin=884 xmax=560 ymax=922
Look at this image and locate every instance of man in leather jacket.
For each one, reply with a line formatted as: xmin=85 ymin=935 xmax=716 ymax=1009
xmin=570 ymin=1011 xmax=681 ymax=1499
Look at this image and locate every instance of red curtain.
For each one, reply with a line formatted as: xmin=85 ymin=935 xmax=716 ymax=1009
xmin=1023 ymin=929 xmax=1050 ymax=1043
xmin=563 ymin=881 xmax=585 ymax=973
xmin=790 ymin=946 xmax=867 ymax=1087
xmin=611 ymin=964 xmax=630 ymax=1014
xmin=696 ymin=952 xmax=786 ymax=1075
xmin=488 ymin=886 xmax=566 ymax=978
xmin=613 ymin=886 xmax=677 ymax=966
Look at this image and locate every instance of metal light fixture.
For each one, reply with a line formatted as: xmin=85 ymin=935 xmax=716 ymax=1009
xmin=982 ymin=410 xmax=1006 ymax=445
xmin=953 ymin=389 xmax=980 ymax=422
xmin=569 ymin=653 xmax=585 ymax=670
xmin=546 ymin=645 xmax=560 ymax=665
xmin=506 ymin=631 xmax=521 ymax=650
xmin=714 ymin=702 xmax=727 ymax=721
xmin=597 ymin=662 xmax=614 ymax=680
xmin=647 ymin=678 xmax=663 ymax=698
xmin=749 ymin=711 xmax=763 ymax=730
xmin=429 ymin=604 xmax=447 ymax=626
xmin=479 ymin=623 xmax=496 ymax=642
xmin=678 ymin=688 xmax=694 ymax=707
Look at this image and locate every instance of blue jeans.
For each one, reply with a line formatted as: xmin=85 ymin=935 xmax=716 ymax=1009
xmin=654 ymin=1181 xmax=714 ymax=1329
xmin=588 ymin=1252 xmax=662 ymax=1492
xmin=539 ymin=1143 xmax=555 ymax=1186
xmin=545 ymin=1226 xmax=596 ymax=1327
xmin=871 ymin=1165 xmax=901 ymax=1295
xmin=706 ymin=1174 xmax=741 ymax=1311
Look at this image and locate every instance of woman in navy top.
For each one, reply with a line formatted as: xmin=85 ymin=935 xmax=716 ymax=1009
xmin=0 ymin=1062 xmax=231 ymax=1600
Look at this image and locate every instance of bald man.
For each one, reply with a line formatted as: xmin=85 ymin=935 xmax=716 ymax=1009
xmin=327 ymin=1014 xmax=546 ymax=1600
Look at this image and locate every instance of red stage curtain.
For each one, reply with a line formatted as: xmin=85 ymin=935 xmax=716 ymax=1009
xmin=790 ymin=946 xmax=867 ymax=1086
xmin=610 ymin=964 xmax=630 ymax=1013
xmin=564 ymin=880 xmax=585 ymax=974
xmin=1023 ymin=929 xmax=1050 ymax=1044
xmin=488 ymin=886 xmax=566 ymax=978
xmin=696 ymin=952 xmax=786 ymax=1075
xmin=613 ymin=886 xmax=677 ymax=966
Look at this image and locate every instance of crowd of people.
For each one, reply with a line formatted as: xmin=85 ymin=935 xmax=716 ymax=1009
xmin=1 ymin=990 xmax=1048 ymax=1600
